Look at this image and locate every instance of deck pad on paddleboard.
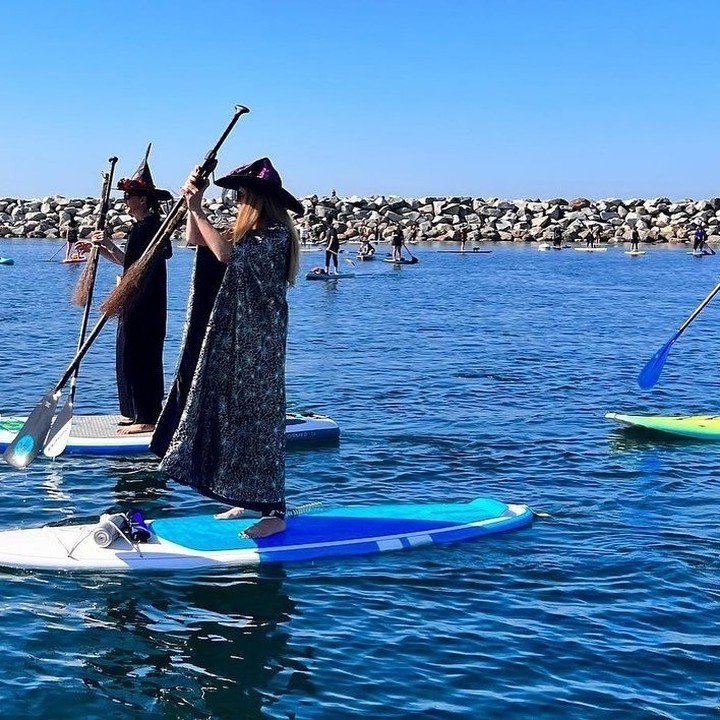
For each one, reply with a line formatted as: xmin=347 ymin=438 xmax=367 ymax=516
xmin=0 ymin=498 xmax=533 ymax=571
xmin=0 ymin=412 xmax=339 ymax=456
xmin=605 ymin=412 xmax=720 ymax=440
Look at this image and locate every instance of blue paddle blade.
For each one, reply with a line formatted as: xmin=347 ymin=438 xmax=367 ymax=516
xmin=637 ymin=334 xmax=679 ymax=390
xmin=2 ymin=390 xmax=59 ymax=468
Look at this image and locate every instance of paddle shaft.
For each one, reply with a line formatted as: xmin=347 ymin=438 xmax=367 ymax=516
xmin=68 ymin=157 xmax=118 ymax=405
xmin=140 ymin=105 xmax=250 ymax=253
xmin=326 ymin=247 xmax=354 ymax=266
xmin=676 ymin=279 xmax=720 ymax=336
xmin=47 ymin=244 xmax=65 ymax=261
xmin=52 ymin=105 xmax=249 ymax=395
xmin=101 ymin=105 xmax=250 ymax=316
xmin=403 ymin=242 xmax=416 ymax=259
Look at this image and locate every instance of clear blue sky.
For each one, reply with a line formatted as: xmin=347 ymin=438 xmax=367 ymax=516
xmin=1 ymin=0 xmax=718 ymax=200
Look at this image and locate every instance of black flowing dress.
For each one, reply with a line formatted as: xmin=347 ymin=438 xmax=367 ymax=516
xmin=150 ymin=247 xmax=227 ymax=456
xmin=158 ymin=225 xmax=290 ymax=516
xmin=116 ymin=213 xmax=171 ymax=425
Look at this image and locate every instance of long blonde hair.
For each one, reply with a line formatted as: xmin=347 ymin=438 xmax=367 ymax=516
xmin=231 ymin=188 xmax=300 ymax=285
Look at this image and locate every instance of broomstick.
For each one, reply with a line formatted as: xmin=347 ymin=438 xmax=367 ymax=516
xmin=99 ymin=105 xmax=250 ymax=317
xmin=73 ymin=157 xmax=119 ymax=307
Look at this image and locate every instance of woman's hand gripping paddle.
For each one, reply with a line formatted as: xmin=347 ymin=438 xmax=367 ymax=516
xmin=638 ymin=278 xmax=720 ymax=389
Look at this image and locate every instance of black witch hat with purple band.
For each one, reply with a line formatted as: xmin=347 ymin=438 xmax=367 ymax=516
xmin=214 ymin=157 xmax=304 ymax=216
xmin=116 ymin=143 xmax=173 ymax=201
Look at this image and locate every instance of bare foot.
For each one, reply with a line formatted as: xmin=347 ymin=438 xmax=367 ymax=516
xmin=242 ymin=516 xmax=286 ymax=539
xmin=117 ymin=423 xmax=155 ymax=435
xmin=214 ymin=507 xmax=261 ymax=520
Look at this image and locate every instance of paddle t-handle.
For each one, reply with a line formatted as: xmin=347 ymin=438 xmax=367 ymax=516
xmin=96 ymin=156 xmax=119 ymax=232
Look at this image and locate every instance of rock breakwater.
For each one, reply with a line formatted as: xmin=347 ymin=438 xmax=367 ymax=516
xmin=2 ymin=194 xmax=720 ymax=243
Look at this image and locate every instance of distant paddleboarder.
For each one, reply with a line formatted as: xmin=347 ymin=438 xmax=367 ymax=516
xmin=552 ymin=225 xmax=563 ymax=249
xmin=391 ymin=225 xmax=404 ymax=261
xmin=64 ymin=216 xmax=81 ymax=260
xmin=459 ymin=226 xmax=468 ymax=252
xmin=693 ymin=224 xmax=710 ymax=253
xmin=630 ymin=228 xmax=640 ymax=252
xmin=324 ymin=220 xmax=340 ymax=275
xmin=358 ymin=227 xmax=375 ymax=258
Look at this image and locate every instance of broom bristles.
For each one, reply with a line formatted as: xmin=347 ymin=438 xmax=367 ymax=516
xmin=99 ymin=250 xmax=157 ymax=317
xmin=72 ymin=259 xmax=95 ymax=307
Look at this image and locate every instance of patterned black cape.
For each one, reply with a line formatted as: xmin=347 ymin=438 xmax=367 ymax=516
xmin=158 ymin=225 xmax=289 ymax=514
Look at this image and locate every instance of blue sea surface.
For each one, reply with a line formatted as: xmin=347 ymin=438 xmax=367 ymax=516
xmin=0 ymin=239 xmax=718 ymax=719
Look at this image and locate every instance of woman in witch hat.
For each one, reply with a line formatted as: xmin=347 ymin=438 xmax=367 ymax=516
xmin=91 ymin=144 xmax=173 ymax=435
xmin=156 ymin=157 xmax=301 ymax=539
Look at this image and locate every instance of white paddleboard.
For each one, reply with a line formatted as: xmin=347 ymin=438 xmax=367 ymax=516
xmin=0 ymin=498 xmax=533 ymax=572
xmin=0 ymin=412 xmax=339 ymax=457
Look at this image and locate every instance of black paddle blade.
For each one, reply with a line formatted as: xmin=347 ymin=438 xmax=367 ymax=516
xmin=2 ymin=391 xmax=59 ymax=468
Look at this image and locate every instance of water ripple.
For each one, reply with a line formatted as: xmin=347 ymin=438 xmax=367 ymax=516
xmin=0 ymin=241 xmax=719 ymax=717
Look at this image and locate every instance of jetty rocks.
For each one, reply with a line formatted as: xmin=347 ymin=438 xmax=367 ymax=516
xmin=1 ymin=194 xmax=720 ymax=243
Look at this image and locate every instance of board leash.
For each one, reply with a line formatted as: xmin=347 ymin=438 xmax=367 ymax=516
xmin=288 ymin=501 xmax=327 ymax=517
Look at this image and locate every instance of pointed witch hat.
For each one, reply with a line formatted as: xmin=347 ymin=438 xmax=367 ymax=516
xmin=116 ymin=143 xmax=173 ymax=201
xmin=215 ymin=157 xmax=304 ymax=215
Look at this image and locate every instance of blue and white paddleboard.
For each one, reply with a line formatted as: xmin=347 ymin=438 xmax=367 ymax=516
xmin=0 ymin=498 xmax=533 ymax=571
xmin=0 ymin=412 xmax=339 ymax=457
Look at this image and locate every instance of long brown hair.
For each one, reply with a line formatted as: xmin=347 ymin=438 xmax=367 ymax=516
xmin=231 ymin=188 xmax=299 ymax=285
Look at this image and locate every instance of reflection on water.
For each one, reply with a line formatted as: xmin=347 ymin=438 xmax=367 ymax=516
xmin=3 ymin=569 xmax=301 ymax=719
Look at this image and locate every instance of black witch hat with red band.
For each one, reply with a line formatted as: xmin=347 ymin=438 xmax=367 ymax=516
xmin=117 ymin=143 xmax=173 ymax=201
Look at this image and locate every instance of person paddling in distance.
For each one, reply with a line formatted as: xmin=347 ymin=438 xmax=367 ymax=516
xmin=85 ymin=147 xmax=173 ymax=435
xmin=693 ymin=224 xmax=709 ymax=253
xmin=391 ymin=224 xmax=404 ymax=261
xmin=630 ymin=227 xmax=640 ymax=252
xmin=358 ymin=226 xmax=375 ymax=258
xmin=64 ymin=216 xmax=81 ymax=260
xmin=158 ymin=158 xmax=302 ymax=540
xmin=324 ymin=219 xmax=341 ymax=275
xmin=459 ymin=226 xmax=468 ymax=252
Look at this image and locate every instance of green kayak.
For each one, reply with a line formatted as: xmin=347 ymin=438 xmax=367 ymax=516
xmin=605 ymin=412 xmax=720 ymax=440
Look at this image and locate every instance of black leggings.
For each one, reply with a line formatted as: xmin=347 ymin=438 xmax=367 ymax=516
xmin=325 ymin=250 xmax=338 ymax=269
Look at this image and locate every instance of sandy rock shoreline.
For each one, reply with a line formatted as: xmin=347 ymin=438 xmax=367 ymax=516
xmin=1 ymin=194 xmax=718 ymax=244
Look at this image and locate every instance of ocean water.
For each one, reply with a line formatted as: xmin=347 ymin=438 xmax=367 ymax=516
xmin=0 ymin=239 xmax=718 ymax=719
